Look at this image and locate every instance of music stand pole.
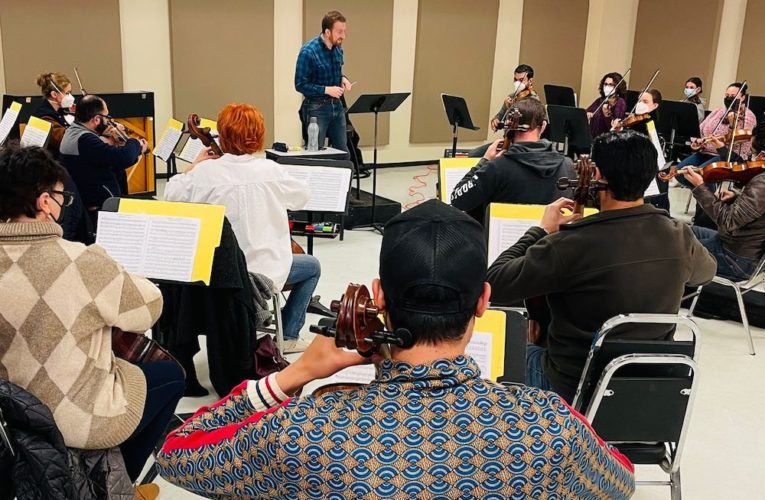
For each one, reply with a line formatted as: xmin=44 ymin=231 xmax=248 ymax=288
xmin=451 ymin=119 xmax=459 ymax=159
xmin=371 ymin=106 xmax=381 ymax=234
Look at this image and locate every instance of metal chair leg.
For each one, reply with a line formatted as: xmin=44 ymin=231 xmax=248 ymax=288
xmin=732 ymin=284 xmax=756 ymax=355
xmin=670 ymin=468 xmax=682 ymax=500
xmin=272 ymin=294 xmax=285 ymax=354
xmin=684 ymin=190 xmax=693 ymax=213
xmin=687 ymin=286 xmax=702 ymax=317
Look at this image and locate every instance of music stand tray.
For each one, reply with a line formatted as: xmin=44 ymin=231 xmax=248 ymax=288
xmin=347 ymin=92 xmax=410 ymax=234
xmin=544 ymin=85 xmax=577 ymax=107
xmin=546 ymin=105 xmax=592 ymax=156
xmin=441 ymin=94 xmax=480 ymax=158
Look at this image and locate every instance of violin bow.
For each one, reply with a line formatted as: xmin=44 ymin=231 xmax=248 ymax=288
xmin=626 ymin=68 xmax=660 ymax=116
xmin=73 ymin=67 xmax=87 ymax=96
xmin=591 ymin=68 xmax=631 ymax=119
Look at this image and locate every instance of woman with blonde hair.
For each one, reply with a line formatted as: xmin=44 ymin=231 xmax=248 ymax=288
xmin=32 ymin=72 xmax=76 ymax=153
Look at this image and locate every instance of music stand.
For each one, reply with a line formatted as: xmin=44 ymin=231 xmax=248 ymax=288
xmin=546 ymin=105 xmax=592 ymax=156
xmin=748 ymin=95 xmax=765 ymax=124
xmin=544 ymin=84 xmax=577 ymax=107
xmin=626 ymin=89 xmax=640 ymax=113
xmin=441 ymin=94 xmax=480 ymax=158
xmin=348 ymin=92 xmax=410 ymax=234
xmin=655 ymin=100 xmax=701 ymax=160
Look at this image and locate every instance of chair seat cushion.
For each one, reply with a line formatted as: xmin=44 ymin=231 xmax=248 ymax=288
xmin=614 ymin=442 xmax=667 ymax=464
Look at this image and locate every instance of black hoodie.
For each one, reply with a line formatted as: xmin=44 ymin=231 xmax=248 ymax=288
xmin=451 ymin=140 xmax=575 ymax=224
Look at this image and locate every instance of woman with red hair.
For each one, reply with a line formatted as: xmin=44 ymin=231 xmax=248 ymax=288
xmin=165 ymin=103 xmax=319 ymax=353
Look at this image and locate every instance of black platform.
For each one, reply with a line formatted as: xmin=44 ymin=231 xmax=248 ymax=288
xmin=292 ymin=189 xmax=401 ymax=230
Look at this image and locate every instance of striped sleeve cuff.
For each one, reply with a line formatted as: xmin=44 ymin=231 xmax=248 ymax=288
xmin=247 ymin=374 xmax=288 ymax=412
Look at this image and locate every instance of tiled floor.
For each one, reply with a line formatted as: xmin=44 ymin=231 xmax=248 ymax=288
xmin=151 ymin=166 xmax=764 ymax=499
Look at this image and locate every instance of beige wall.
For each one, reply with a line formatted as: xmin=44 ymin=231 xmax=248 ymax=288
xmin=0 ymin=0 xmax=123 ymax=95
xmin=0 ymin=0 xmax=759 ymax=164
xmin=519 ymin=0 xmax=589 ymax=103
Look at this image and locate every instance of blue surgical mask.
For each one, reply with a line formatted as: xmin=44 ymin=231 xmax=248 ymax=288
xmin=683 ymin=88 xmax=696 ymax=98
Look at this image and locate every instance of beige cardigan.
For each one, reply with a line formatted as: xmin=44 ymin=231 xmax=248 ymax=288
xmin=0 ymin=222 xmax=163 ymax=448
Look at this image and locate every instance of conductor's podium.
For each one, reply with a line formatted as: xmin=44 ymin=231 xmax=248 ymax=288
xmin=2 ymin=91 xmax=156 ymax=196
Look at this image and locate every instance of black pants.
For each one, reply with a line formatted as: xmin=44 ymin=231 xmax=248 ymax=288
xmin=118 ymin=361 xmax=185 ymax=481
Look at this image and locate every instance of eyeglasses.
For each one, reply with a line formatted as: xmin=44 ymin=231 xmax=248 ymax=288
xmin=48 ymin=190 xmax=75 ymax=207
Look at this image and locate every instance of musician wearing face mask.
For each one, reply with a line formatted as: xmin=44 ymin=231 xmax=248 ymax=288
xmin=31 ymin=72 xmax=76 ymax=155
xmin=684 ymin=76 xmax=706 ymax=123
xmin=611 ymin=89 xmax=661 ymax=135
xmin=487 ymin=131 xmax=716 ymax=402
xmin=468 ymin=64 xmax=538 ymax=158
xmin=675 ymin=83 xmax=756 ymax=189
xmin=682 ymin=125 xmax=765 ymax=281
xmin=452 ymin=99 xmax=574 ymax=224
xmin=586 ymin=72 xmax=627 ymax=138
xmin=59 ymin=95 xmax=148 ymax=226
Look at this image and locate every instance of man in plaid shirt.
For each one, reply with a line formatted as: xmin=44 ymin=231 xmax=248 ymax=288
xmin=295 ymin=10 xmax=352 ymax=156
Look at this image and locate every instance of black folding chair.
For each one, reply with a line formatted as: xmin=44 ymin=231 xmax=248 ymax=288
xmin=573 ymin=314 xmax=701 ymax=500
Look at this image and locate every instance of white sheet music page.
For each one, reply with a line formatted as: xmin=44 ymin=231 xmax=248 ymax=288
xmin=285 ymin=164 xmax=351 ymax=212
xmin=0 ymin=102 xmax=21 ymax=145
xmin=488 ymin=217 xmax=536 ymax=266
xmin=444 ymin=167 xmax=471 ymax=204
xmin=154 ymin=119 xmax=183 ymax=162
xmin=20 ymin=117 xmax=51 ymax=148
xmin=178 ymin=137 xmax=204 ymax=163
xmin=465 ymin=331 xmax=493 ymax=379
xmin=96 ymin=211 xmax=200 ymax=282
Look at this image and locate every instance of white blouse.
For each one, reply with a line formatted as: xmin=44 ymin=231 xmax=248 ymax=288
xmin=164 ymin=154 xmax=310 ymax=290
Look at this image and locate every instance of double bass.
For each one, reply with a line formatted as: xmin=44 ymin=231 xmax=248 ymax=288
xmin=186 ymin=114 xmax=307 ymax=254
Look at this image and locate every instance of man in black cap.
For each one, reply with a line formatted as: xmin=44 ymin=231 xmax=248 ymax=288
xmin=157 ymin=200 xmax=635 ymax=499
xmin=488 ymin=130 xmax=716 ymax=403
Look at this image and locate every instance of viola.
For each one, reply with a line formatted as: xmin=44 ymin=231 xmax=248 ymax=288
xmin=556 ymin=155 xmax=608 ymax=215
xmin=501 ymin=108 xmax=524 ymax=151
xmin=658 ymin=160 xmax=764 ymax=184
xmin=691 ymin=128 xmax=752 ymax=151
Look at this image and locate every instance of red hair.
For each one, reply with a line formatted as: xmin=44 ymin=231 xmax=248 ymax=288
xmin=217 ymin=103 xmax=266 ymax=155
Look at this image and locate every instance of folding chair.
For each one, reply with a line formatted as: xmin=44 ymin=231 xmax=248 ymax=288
xmin=573 ymin=313 xmax=702 ymax=500
xmin=688 ymin=254 xmax=765 ymax=355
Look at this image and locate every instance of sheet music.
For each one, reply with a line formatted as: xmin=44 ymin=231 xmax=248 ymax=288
xmin=20 ymin=117 xmax=51 ymax=148
xmin=331 ymin=363 xmax=376 ymax=385
xmin=153 ymin=119 xmax=183 ymax=162
xmin=96 ymin=212 xmax=201 ymax=282
xmin=443 ymin=167 xmax=471 ymax=203
xmin=465 ymin=331 xmax=493 ymax=379
xmin=0 ymin=102 xmax=21 ymax=146
xmin=488 ymin=217 xmax=536 ymax=265
xmin=285 ymin=164 xmax=351 ymax=212
xmin=265 ymin=147 xmax=347 ymax=157
xmin=178 ymin=137 xmax=204 ymax=163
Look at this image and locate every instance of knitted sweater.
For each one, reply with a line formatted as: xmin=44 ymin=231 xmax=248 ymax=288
xmin=157 ymin=356 xmax=635 ymax=498
xmin=0 ymin=222 xmax=163 ymax=448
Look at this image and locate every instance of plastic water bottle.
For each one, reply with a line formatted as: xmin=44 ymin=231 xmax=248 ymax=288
xmin=307 ymin=117 xmax=319 ymax=152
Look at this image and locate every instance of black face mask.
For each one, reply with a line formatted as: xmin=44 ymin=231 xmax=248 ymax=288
xmin=48 ymin=197 xmax=67 ymax=225
xmin=95 ymin=117 xmax=108 ymax=135
xmin=723 ymin=96 xmax=739 ymax=111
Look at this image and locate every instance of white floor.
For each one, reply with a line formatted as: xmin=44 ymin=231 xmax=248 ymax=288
xmin=151 ymin=167 xmax=765 ymax=499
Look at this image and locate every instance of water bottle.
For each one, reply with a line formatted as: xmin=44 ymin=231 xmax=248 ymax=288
xmin=307 ymin=117 xmax=319 ymax=152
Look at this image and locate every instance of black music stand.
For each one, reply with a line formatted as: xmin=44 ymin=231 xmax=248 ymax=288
xmin=348 ymin=92 xmax=410 ymax=235
xmin=656 ymin=100 xmax=701 ymax=160
xmin=546 ymin=105 xmax=592 ymax=156
xmin=441 ymin=94 xmax=480 ymax=159
xmin=626 ymin=90 xmax=640 ymax=113
xmin=544 ymin=84 xmax=577 ymax=107
xmin=748 ymin=95 xmax=765 ymax=124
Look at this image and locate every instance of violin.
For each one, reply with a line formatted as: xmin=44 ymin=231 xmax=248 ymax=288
xmin=500 ymin=108 xmax=525 ymax=150
xmin=504 ymin=83 xmax=534 ymax=109
xmin=309 ymin=283 xmax=414 ymax=397
xmin=616 ymin=113 xmax=651 ymax=130
xmin=691 ymin=128 xmax=752 ymax=151
xmin=658 ymin=160 xmax=764 ymax=184
xmin=187 ymin=114 xmax=306 ymax=254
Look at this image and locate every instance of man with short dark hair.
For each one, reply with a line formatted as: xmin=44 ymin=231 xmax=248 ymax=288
xmin=60 ymin=95 xmax=148 ymax=222
xmin=452 ymin=98 xmax=575 ymax=224
xmin=157 ymin=199 xmax=636 ymax=499
xmin=488 ymin=130 xmax=716 ymax=401
xmin=294 ymin=10 xmax=352 ymax=155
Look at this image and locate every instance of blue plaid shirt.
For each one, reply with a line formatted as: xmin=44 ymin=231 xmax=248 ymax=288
xmin=295 ymin=34 xmax=344 ymax=98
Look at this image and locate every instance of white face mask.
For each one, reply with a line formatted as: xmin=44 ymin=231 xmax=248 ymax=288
xmin=603 ymin=85 xmax=615 ymax=96
xmin=513 ymin=81 xmax=526 ymax=93
xmin=635 ymin=101 xmax=651 ymax=114
xmin=60 ymin=93 xmax=75 ymax=108
xmin=683 ymin=88 xmax=697 ymax=98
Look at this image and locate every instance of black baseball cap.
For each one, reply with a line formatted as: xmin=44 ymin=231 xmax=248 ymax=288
xmin=379 ymin=200 xmax=487 ymax=315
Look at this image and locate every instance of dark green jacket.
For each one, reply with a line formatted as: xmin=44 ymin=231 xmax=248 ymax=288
xmin=487 ymin=204 xmax=716 ymax=395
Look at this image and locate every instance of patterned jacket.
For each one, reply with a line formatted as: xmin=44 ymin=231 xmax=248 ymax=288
xmin=157 ymin=356 xmax=635 ymax=499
